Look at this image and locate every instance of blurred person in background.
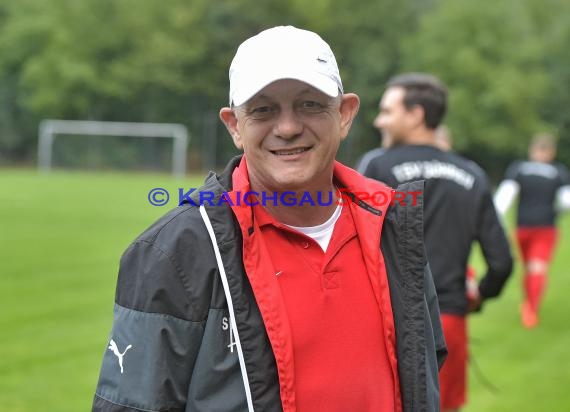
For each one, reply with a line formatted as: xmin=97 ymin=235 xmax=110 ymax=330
xmin=92 ymin=26 xmax=446 ymax=412
xmin=494 ymin=134 xmax=570 ymax=328
xmin=434 ymin=125 xmax=479 ymax=300
xmin=434 ymin=125 xmax=452 ymax=152
xmin=361 ymin=73 xmax=513 ymax=412
xmin=355 ymin=130 xmax=393 ymax=174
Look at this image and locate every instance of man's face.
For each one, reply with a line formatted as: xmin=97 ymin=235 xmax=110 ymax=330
xmin=373 ymin=87 xmax=414 ymax=144
xmin=220 ymin=79 xmax=359 ymax=193
xmin=529 ymin=145 xmax=556 ymax=163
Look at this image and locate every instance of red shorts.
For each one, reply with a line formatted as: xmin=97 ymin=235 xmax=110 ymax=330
xmin=439 ymin=314 xmax=467 ymax=409
xmin=516 ymin=227 xmax=558 ymax=263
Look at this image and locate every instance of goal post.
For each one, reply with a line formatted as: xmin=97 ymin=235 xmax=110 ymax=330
xmin=38 ymin=120 xmax=189 ymax=177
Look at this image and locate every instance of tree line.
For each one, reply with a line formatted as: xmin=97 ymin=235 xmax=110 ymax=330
xmin=1 ymin=0 xmax=568 ymax=180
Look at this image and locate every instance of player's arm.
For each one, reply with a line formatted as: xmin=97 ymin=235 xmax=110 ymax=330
xmin=556 ymin=185 xmax=570 ymax=211
xmin=476 ymin=188 xmax=514 ymax=305
xmin=494 ymin=161 xmax=521 ymax=216
xmin=493 ymin=179 xmax=519 ymax=216
xmin=555 ymin=166 xmax=570 ymax=212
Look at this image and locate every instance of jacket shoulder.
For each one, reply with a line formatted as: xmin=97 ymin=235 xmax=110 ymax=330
xmin=134 ymin=204 xmax=207 ymax=251
xmin=117 ymin=200 xmax=223 ymax=322
xmin=134 ymin=171 xmax=228 ymax=254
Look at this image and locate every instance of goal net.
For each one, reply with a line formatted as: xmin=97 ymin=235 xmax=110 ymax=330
xmin=38 ymin=120 xmax=189 ymax=177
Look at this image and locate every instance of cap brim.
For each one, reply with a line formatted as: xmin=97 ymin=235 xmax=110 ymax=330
xmin=231 ymin=71 xmax=340 ymax=107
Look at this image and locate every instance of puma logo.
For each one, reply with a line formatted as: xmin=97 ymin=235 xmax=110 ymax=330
xmin=108 ymin=338 xmax=132 ymax=374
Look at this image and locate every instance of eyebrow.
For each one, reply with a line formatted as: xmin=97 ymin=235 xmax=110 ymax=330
xmin=251 ymin=88 xmax=322 ymax=102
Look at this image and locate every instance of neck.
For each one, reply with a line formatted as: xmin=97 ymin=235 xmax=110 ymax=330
xmin=403 ymin=127 xmax=436 ymax=146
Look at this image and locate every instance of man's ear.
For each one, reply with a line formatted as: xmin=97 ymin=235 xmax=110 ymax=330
xmin=409 ymin=105 xmax=426 ymax=129
xmin=219 ymin=107 xmax=243 ymax=149
xmin=339 ymin=93 xmax=360 ymax=140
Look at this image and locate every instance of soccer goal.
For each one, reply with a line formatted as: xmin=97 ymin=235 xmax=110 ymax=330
xmin=38 ymin=120 xmax=189 ymax=177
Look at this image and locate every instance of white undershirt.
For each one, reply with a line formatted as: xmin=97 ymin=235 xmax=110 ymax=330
xmin=284 ymin=204 xmax=342 ymax=252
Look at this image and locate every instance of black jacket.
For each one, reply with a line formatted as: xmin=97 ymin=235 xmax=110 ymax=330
xmin=363 ymin=144 xmax=513 ymax=315
xmin=93 ymin=156 xmax=447 ymax=412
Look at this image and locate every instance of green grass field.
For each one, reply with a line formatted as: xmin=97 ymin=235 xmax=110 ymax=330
xmin=1 ymin=169 xmax=569 ymax=411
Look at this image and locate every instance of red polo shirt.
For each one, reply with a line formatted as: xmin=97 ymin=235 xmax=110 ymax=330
xmin=252 ymin=196 xmax=397 ymax=411
xmin=229 ymin=157 xmax=401 ymax=412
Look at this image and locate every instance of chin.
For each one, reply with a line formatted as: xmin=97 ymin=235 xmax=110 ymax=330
xmin=272 ymin=176 xmax=311 ymax=192
xmin=276 ymin=181 xmax=308 ymax=192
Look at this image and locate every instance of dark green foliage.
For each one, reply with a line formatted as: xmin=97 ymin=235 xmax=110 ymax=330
xmin=0 ymin=0 xmax=568 ymax=178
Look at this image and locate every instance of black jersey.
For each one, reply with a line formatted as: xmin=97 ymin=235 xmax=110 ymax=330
xmin=363 ymin=144 xmax=512 ymax=315
xmin=505 ymin=160 xmax=570 ymax=227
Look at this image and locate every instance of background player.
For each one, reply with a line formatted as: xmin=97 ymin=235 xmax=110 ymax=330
xmin=361 ymin=73 xmax=513 ymax=412
xmin=494 ymin=134 xmax=570 ymax=328
xmin=434 ymin=125 xmax=479 ymax=300
xmin=355 ymin=130 xmax=393 ymax=174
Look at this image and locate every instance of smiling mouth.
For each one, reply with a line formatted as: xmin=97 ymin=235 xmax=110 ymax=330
xmin=271 ymin=147 xmax=312 ymax=156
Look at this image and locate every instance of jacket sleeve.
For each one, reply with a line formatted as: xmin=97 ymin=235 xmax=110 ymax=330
xmin=423 ymin=262 xmax=447 ymax=412
xmin=477 ymin=186 xmax=514 ymax=300
xmin=424 ymin=263 xmax=447 ymax=370
xmin=92 ymin=240 xmax=206 ymax=412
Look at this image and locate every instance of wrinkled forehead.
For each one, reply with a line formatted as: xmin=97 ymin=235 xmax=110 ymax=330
xmin=239 ymin=79 xmax=338 ymax=107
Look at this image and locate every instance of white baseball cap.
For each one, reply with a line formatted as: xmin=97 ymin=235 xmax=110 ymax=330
xmin=228 ymin=26 xmax=343 ymax=106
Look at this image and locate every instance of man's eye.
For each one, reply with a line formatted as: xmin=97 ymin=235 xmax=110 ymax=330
xmin=251 ymin=106 xmax=272 ymax=114
xmin=302 ymin=101 xmax=322 ymax=109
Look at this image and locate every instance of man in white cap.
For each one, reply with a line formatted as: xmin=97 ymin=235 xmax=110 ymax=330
xmin=92 ymin=26 xmax=446 ymax=412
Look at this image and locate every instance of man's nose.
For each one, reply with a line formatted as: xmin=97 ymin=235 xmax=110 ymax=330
xmin=274 ymin=109 xmax=303 ymax=139
xmin=373 ymin=113 xmax=383 ymax=130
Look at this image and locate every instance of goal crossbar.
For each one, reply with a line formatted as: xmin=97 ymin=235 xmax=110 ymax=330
xmin=38 ymin=120 xmax=189 ymax=177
